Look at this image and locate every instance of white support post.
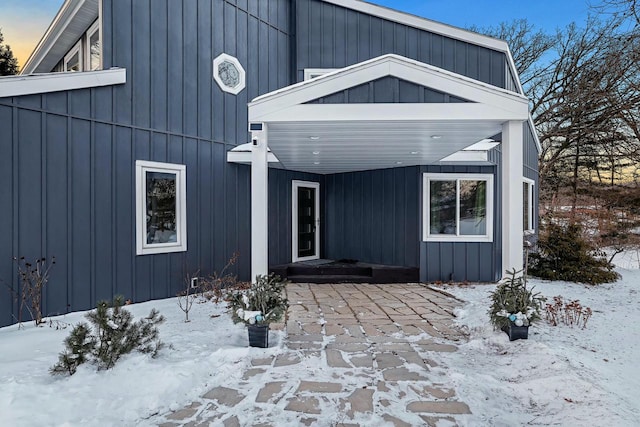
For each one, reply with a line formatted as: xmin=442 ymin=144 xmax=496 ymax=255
xmin=251 ymin=124 xmax=269 ymax=282
xmin=501 ymin=120 xmax=524 ymax=277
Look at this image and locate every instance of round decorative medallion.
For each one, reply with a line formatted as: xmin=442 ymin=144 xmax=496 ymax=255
xmin=213 ymin=53 xmax=246 ymax=95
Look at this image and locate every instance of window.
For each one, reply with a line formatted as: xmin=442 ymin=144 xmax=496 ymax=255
xmin=523 ymin=178 xmax=535 ymax=233
xmin=423 ymin=173 xmax=494 ymax=242
xmin=64 ymin=40 xmax=82 ymax=72
xmin=303 ymin=68 xmax=338 ymax=80
xmin=213 ymin=53 xmax=246 ymax=94
xmin=86 ymin=20 xmax=101 ymax=71
xmin=136 ymin=161 xmax=187 ymax=255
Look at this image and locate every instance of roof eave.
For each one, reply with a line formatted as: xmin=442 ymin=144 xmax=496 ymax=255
xmin=20 ymin=0 xmax=99 ymax=75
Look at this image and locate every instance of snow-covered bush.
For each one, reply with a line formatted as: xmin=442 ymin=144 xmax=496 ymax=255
xmin=489 ymin=269 xmax=545 ymax=330
xmin=529 ymin=223 xmax=619 ymax=285
xmin=228 ymin=274 xmax=289 ymax=326
xmin=50 ymin=296 xmax=164 ymax=375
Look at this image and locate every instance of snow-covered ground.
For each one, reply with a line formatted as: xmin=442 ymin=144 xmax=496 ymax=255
xmin=1 ymin=249 xmax=639 ymax=426
xmin=434 ymin=248 xmax=640 ymax=426
xmin=0 ymin=299 xmax=287 ymax=426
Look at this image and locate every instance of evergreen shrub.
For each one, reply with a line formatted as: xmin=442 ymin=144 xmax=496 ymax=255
xmin=529 ymin=223 xmax=619 ymax=285
xmin=51 ymin=296 xmax=164 ymax=375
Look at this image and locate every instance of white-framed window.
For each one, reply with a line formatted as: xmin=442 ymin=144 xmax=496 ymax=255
xmin=523 ymin=178 xmax=535 ymax=234
xmin=303 ymin=68 xmax=338 ymax=81
xmin=64 ymin=40 xmax=82 ymax=72
xmin=135 ymin=160 xmax=187 ymax=255
xmin=423 ymin=173 xmax=494 ymax=242
xmin=85 ymin=20 xmax=101 ymax=71
xmin=213 ymin=53 xmax=246 ymax=94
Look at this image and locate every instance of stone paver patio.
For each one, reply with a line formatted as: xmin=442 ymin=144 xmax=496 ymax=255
xmin=154 ymin=283 xmax=471 ymax=426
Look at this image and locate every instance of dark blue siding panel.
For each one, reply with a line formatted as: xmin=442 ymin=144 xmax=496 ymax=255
xmin=323 ymin=167 xmax=420 ymax=267
xmin=167 ymin=0 xmax=183 ymax=134
xmin=132 ymin=0 xmax=151 ymax=129
xmin=0 ymin=106 xmax=14 ymax=326
xmin=150 ymin=0 xmax=168 ymax=132
xmin=296 ymin=0 xmax=512 ymax=88
xmin=45 ymin=115 xmax=69 ymax=316
xmin=308 ymin=76 xmax=472 ymax=104
xmin=17 ymin=110 xmax=43 ymax=273
xmin=93 ymin=123 xmax=114 ymax=302
xmin=70 ymin=119 xmax=92 ymax=309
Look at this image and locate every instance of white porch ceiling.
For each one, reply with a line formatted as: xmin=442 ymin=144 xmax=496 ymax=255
xmin=267 ymin=120 xmax=502 ymax=174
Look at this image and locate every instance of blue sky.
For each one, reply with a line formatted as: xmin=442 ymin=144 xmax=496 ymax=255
xmin=0 ymin=0 xmax=593 ymax=68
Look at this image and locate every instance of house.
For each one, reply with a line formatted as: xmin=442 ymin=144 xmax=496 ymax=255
xmin=0 ymin=0 xmax=539 ymax=327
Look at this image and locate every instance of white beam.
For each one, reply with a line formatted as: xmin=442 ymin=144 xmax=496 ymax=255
xmin=251 ymin=103 xmax=529 ymax=123
xmin=501 ymin=120 xmax=524 ymax=277
xmin=0 ymin=68 xmax=126 ymax=98
xmin=251 ymin=124 xmax=269 ymax=282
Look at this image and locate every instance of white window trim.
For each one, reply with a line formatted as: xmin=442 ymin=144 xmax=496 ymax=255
xmin=423 ymin=173 xmax=494 ymax=242
xmin=303 ymin=68 xmax=338 ymax=81
xmin=135 ymin=160 xmax=187 ymax=255
xmin=213 ymin=53 xmax=246 ymax=95
xmin=292 ymin=180 xmax=321 ymax=263
xmin=63 ymin=39 xmax=83 ymax=72
xmin=523 ymin=177 xmax=535 ymax=234
xmin=85 ymin=19 xmax=101 ymax=71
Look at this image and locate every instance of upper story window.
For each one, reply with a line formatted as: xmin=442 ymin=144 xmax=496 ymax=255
xmin=64 ymin=40 xmax=82 ymax=72
xmin=423 ymin=173 xmax=494 ymax=242
xmin=61 ymin=20 xmax=100 ymax=73
xmin=86 ymin=20 xmax=101 ymax=71
xmin=304 ymin=69 xmax=338 ymax=81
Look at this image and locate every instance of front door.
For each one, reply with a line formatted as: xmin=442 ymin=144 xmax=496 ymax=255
xmin=292 ymin=181 xmax=320 ymax=262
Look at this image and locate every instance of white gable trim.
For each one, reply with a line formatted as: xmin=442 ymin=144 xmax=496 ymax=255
xmin=324 ymin=0 xmax=508 ymax=52
xmin=0 ymin=68 xmax=126 ymax=98
xmin=249 ymin=55 xmax=529 ymax=123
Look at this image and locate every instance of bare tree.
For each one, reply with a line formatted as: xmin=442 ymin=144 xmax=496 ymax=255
xmin=591 ymin=0 xmax=640 ymax=25
xmin=474 ymin=15 xmax=640 ymax=222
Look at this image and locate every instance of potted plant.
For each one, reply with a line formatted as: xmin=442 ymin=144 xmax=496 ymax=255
xmin=228 ymin=273 xmax=289 ymax=348
xmin=489 ymin=269 xmax=545 ymax=341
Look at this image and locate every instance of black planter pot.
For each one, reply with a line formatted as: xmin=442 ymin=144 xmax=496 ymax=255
xmin=248 ymin=324 xmax=269 ymax=348
xmin=501 ymin=321 xmax=529 ymax=341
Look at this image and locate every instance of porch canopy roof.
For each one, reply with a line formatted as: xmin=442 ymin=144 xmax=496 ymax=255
xmin=246 ymin=54 xmax=530 ymax=175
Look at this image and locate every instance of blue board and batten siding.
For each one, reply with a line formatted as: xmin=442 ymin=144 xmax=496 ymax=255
xmin=0 ymin=0 xmax=538 ymax=327
xmin=0 ymin=0 xmax=304 ymax=327
xmin=306 ymin=76 xmax=471 ymax=104
xmin=295 ymin=0 xmax=510 ymax=88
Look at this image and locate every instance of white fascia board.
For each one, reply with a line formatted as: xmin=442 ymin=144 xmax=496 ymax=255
xmin=0 ymin=68 xmax=126 ymax=98
xmin=324 ymin=0 xmax=509 ymax=52
xmin=439 ymin=151 xmax=489 ymax=162
xmin=250 ymin=55 xmax=528 ymax=121
xmin=21 ymin=0 xmax=93 ymax=75
xmin=528 ymin=115 xmax=542 ymax=153
xmin=251 ymin=103 xmax=529 ymax=124
xmin=226 ymin=151 xmax=279 ymax=164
